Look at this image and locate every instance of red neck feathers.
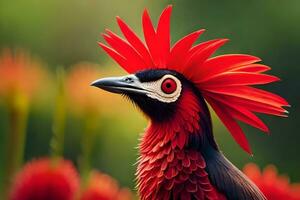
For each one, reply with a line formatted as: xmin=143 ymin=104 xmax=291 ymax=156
xmin=140 ymin=89 xmax=201 ymax=153
xmin=136 ymin=89 xmax=225 ymax=200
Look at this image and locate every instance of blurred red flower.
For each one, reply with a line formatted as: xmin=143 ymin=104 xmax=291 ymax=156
xmin=243 ymin=163 xmax=300 ymax=200
xmin=0 ymin=49 xmax=45 ymax=99
xmin=80 ymin=171 xmax=133 ymax=200
xmin=9 ymin=158 xmax=80 ymax=200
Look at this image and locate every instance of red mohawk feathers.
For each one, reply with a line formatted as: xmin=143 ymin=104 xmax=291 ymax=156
xmin=98 ymin=5 xmax=289 ymax=154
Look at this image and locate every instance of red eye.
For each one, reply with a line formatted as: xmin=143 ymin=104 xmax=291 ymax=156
xmin=161 ymin=78 xmax=177 ymax=94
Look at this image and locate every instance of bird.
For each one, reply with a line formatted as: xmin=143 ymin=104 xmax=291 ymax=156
xmin=91 ymin=5 xmax=289 ymax=200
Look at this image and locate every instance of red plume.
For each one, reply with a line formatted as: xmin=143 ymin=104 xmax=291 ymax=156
xmin=98 ymin=5 xmax=289 ymax=153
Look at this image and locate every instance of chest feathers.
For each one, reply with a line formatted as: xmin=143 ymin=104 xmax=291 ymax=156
xmin=136 ymin=90 xmax=224 ymax=200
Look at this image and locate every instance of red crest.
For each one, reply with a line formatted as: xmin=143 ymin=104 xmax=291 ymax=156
xmin=98 ymin=5 xmax=289 ymax=153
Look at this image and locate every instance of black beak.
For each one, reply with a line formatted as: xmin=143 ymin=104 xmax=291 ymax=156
xmin=91 ymin=74 xmax=147 ymax=95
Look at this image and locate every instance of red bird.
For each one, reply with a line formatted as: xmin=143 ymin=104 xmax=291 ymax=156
xmin=92 ymin=5 xmax=289 ymax=200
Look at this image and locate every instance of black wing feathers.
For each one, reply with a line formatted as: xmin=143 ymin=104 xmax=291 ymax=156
xmin=204 ymin=149 xmax=267 ymax=200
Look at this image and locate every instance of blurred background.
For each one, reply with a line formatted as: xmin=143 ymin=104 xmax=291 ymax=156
xmin=0 ymin=0 xmax=299 ymax=195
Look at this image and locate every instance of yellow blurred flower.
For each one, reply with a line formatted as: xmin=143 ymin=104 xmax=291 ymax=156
xmin=0 ymin=49 xmax=48 ymax=196
xmin=66 ymin=62 xmax=125 ymax=115
xmin=0 ymin=49 xmax=45 ymax=99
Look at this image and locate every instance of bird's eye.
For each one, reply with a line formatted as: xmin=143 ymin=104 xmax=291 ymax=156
xmin=161 ymin=78 xmax=177 ymax=94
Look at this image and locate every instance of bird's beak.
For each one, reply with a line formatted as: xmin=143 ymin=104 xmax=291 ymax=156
xmin=91 ymin=74 xmax=147 ymax=95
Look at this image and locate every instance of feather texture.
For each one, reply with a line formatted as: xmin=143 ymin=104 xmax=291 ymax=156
xmin=98 ymin=5 xmax=289 ymax=153
xmin=136 ymin=90 xmax=226 ymax=200
xmin=204 ymin=147 xmax=267 ymax=200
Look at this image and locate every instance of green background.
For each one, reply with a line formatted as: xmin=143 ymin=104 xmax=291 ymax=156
xmin=0 ymin=0 xmax=299 ymax=191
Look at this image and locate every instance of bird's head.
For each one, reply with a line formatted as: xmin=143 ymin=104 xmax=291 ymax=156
xmin=92 ymin=69 xmax=205 ymax=122
xmin=91 ymin=5 xmax=289 ymax=154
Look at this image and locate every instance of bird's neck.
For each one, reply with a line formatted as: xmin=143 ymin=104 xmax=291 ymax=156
xmin=137 ymin=90 xmax=222 ymax=199
xmin=139 ymin=89 xmax=217 ymax=155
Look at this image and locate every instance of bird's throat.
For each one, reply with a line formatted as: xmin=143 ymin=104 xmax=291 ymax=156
xmin=136 ymin=90 xmax=220 ymax=199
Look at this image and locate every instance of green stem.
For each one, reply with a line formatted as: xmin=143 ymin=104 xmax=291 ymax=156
xmin=50 ymin=68 xmax=66 ymax=161
xmin=4 ymin=92 xmax=29 ymax=198
xmin=79 ymin=110 xmax=98 ymax=186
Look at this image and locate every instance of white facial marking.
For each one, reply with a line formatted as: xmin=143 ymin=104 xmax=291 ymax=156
xmin=140 ymin=74 xmax=182 ymax=103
